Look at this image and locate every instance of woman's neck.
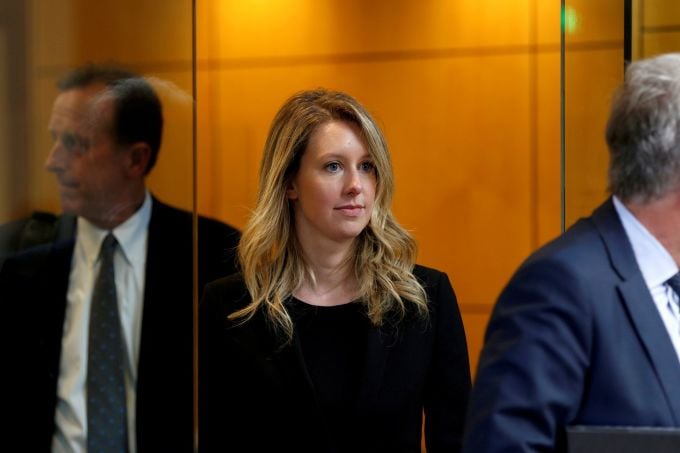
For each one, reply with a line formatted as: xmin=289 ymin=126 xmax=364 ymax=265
xmin=294 ymin=237 xmax=359 ymax=306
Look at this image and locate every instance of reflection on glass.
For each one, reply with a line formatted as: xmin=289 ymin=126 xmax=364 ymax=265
xmin=0 ymin=2 xmax=241 ymax=452
xmin=0 ymin=61 xmax=239 ymax=452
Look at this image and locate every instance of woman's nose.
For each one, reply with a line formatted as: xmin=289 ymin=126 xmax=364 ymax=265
xmin=345 ymin=169 xmax=363 ymax=195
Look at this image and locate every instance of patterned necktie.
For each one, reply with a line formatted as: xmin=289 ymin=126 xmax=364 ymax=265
xmin=667 ymin=273 xmax=680 ymax=297
xmin=87 ymin=233 xmax=128 ymax=452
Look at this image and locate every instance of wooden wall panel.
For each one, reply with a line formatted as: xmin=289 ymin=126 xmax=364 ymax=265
xmin=564 ymin=0 xmax=624 ymax=43
xmin=642 ymin=32 xmax=680 ymax=56
xmin=536 ymin=52 xmax=561 ymax=246
xmin=563 ymin=0 xmax=625 ymax=227
xmin=72 ymin=0 xmax=192 ymax=64
xmin=637 ymin=0 xmax=680 ymax=59
xmin=643 ymin=0 xmax=680 ymax=26
xmin=564 ymin=48 xmax=622 ymax=226
xmin=196 ymin=0 xmax=533 ymax=61
xmin=199 ymin=53 xmax=535 ymax=307
xmin=196 ymin=0 xmax=562 ymax=375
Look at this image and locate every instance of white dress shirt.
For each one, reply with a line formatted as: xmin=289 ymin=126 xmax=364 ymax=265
xmin=52 ymin=191 xmax=151 ymax=453
xmin=613 ymin=196 xmax=680 ymax=364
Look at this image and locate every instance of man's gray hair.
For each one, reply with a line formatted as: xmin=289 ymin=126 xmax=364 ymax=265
xmin=606 ymin=53 xmax=680 ymax=203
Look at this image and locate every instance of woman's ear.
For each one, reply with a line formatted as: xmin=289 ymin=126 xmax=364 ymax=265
xmin=286 ymin=181 xmax=299 ymax=200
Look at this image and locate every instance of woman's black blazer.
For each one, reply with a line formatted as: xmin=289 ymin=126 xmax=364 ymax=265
xmin=199 ymin=265 xmax=471 ymax=453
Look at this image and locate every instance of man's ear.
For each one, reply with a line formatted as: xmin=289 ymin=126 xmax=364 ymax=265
xmin=127 ymin=142 xmax=151 ymax=177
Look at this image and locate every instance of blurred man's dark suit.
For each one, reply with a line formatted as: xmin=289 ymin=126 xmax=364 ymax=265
xmin=463 ymin=198 xmax=680 ymax=452
xmin=1 ymin=197 xmax=240 ymax=452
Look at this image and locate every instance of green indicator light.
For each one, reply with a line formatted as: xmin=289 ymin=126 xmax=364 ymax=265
xmin=562 ymin=5 xmax=579 ymax=34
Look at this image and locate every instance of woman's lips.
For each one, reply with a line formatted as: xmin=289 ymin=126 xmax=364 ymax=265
xmin=335 ymin=205 xmax=364 ymax=216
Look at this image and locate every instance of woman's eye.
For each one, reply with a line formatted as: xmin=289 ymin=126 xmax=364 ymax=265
xmin=326 ymin=162 xmax=341 ymax=172
xmin=360 ymin=161 xmax=375 ymax=172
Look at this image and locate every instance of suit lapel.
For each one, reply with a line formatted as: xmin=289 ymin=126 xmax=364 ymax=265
xmin=593 ymin=199 xmax=680 ymax=422
xmin=135 ymin=198 xmax=195 ymax=450
xmin=139 ymin=198 xmax=168 ymax=319
xmin=136 ymin=198 xmax=191 ymax=384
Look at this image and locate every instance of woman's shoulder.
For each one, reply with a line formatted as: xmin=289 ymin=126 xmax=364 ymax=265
xmin=201 ymin=272 xmax=251 ymax=313
xmin=413 ymin=263 xmax=450 ymax=285
xmin=412 ymin=264 xmax=457 ymax=302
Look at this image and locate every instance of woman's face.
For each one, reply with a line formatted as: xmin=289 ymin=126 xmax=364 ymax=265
xmin=287 ymin=120 xmax=377 ymax=247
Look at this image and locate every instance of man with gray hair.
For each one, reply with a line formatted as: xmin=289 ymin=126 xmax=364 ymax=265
xmin=463 ymin=53 xmax=680 ymax=452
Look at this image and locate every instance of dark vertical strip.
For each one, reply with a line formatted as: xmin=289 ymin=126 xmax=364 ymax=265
xmin=624 ymin=0 xmax=632 ymax=65
xmin=560 ymin=0 xmax=566 ymax=233
xmin=529 ymin=0 xmax=539 ymax=249
xmin=191 ymin=0 xmax=199 ymax=452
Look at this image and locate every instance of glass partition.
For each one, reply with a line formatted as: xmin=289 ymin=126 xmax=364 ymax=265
xmin=0 ymin=0 xmax=195 ymax=256
xmin=0 ymin=1 xmax=198 ymax=451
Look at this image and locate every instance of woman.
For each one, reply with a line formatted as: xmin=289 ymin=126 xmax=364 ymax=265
xmin=199 ymin=89 xmax=470 ymax=452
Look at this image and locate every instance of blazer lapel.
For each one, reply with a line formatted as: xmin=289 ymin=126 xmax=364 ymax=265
xmin=593 ymin=199 xmax=680 ymax=422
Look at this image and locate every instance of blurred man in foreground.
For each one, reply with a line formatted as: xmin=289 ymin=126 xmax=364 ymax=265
xmin=464 ymin=53 xmax=680 ymax=452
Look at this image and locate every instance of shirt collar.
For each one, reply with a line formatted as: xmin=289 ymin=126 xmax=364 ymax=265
xmin=613 ymin=195 xmax=678 ymax=289
xmin=76 ymin=191 xmax=152 ymax=270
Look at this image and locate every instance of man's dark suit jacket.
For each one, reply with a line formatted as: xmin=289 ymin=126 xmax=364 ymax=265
xmin=1 ymin=197 xmax=240 ymax=452
xmin=463 ymin=198 xmax=680 ymax=452
xmin=199 ymin=265 xmax=471 ymax=453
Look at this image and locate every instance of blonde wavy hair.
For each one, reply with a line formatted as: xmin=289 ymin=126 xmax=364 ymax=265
xmin=232 ymin=88 xmax=428 ymax=343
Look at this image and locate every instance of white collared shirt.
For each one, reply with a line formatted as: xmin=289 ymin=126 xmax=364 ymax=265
xmin=613 ymin=196 xmax=680 ymax=364
xmin=52 ymin=191 xmax=151 ymax=453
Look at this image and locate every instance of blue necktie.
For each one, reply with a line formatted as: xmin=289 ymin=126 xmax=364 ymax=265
xmin=667 ymin=273 xmax=680 ymax=299
xmin=87 ymin=233 xmax=128 ymax=452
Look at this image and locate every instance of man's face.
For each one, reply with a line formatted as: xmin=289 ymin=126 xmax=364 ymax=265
xmin=45 ymin=84 xmax=132 ymax=227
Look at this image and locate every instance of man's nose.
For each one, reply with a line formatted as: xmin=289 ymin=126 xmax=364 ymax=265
xmin=45 ymin=142 xmax=64 ymax=173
